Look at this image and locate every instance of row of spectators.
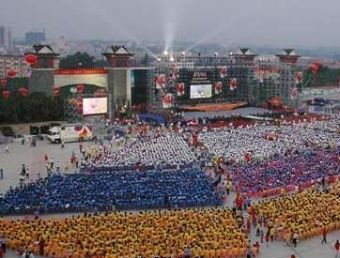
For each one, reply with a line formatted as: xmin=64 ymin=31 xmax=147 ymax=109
xmin=0 ymin=169 xmax=221 ymax=215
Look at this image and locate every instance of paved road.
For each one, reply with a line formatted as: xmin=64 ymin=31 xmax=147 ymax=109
xmin=0 ymin=139 xmax=92 ymax=194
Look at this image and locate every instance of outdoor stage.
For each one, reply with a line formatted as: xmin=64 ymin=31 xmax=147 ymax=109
xmin=180 ymin=102 xmax=248 ymax=112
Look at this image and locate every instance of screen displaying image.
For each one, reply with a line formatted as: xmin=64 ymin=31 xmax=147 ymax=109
xmin=190 ymin=84 xmax=212 ymax=99
xmin=82 ymin=97 xmax=108 ymax=115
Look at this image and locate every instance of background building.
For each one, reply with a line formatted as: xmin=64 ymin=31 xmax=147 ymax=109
xmin=0 ymin=26 xmax=12 ymax=51
xmin=25 ymin=30 xmax=46 ymax=45
xmin=0 ymin=55 xmax=30 ymax=78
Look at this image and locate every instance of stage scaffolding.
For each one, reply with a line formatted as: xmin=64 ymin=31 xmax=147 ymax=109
xmin=148 ymin=50 xmax=300 ymax=111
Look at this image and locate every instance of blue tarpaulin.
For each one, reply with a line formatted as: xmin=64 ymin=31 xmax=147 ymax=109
xmin=139 ymin=113 xmax=165 ymax=125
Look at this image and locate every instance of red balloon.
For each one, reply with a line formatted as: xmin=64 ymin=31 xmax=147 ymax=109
xmin=76 ymin=84 xmax=85 ymax=94
xmin=7 ymin=70 xmax=17 ymax=78
xmin=25 ymin=54 xmax=38 ymax=65
xmin=2 ymin=90 xmax=10 ymax=99
xmin=18 ymin=87 xmax=29 ymax=97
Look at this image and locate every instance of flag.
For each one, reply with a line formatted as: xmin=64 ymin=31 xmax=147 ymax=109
xmin=162 ymin=93 xmax=173 ymax=108
xmin=295 ymin=71 xmax=303 ymax=85
xmin=289 ymin=87 xmax=299 ymax=100
xmin=27 ymin=67 xmax=32 ymax=78
xmin=259 ymin=68 xmax=265 ymax=83
xmin=176 ymin=83 xmax=185 ymax=96
xmin=230 ymin=78 xmax=238 ymax=91
xmin=219 ymin=66 xmax=228 ymax=78
xmin=155 ymin=74 xmax=166 ymax=89
xmin=214 ymin=81 xmax=222 ymax=94
xmin=244 ymin=153 xmax=252 ymax=162
xmin=170 ymin=67 xmax=180 ymax=80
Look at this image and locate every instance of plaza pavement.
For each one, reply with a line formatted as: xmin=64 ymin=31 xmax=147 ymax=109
xmin=0 ymin=140 xmax=340 ymax=258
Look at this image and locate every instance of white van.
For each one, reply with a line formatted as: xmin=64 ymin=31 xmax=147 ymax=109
xmin=46 ymin=124 xmax=94 ymax=143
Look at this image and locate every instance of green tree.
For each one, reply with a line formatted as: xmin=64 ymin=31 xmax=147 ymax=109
xmin=0 ymin=92 xmax=64 ymax=124
xmin=7 ymin=77 xmax=29 ymax=91
xmin=304 ymin=65 xmax=340 ymax=87
xmin=59 ymin=52 xmax=95 ymax=69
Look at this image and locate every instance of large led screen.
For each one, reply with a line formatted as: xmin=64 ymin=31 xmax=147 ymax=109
xmin=190 ymin=84 xmax=212 ymax=99
xmin=82 ymin=97 xmax=108 ymax=115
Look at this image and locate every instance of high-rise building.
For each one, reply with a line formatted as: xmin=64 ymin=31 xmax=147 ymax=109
xmin=0 ymin=26 xmax=5 ymax=46
xmin=0 ymin=26 xmax=12 ymax=50
xmin=25 ymin=30 xmax=46 ymax=45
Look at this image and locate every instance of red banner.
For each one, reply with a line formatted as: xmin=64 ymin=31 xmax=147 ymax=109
xmin=54 ymin=68 xmax=107 ymax=75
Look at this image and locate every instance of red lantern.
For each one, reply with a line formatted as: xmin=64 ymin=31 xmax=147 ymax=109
xmin=76 ymin=84 xmax=85 ymax=94
xmin=269 ymin=97 xmax=283 ymax=108
xmin=18 ymin=87 xmax=29 ymax=97
xmin=0 ymin=79 xmax=6 ymax=88
xmin=7 ymin=70 xmax=17 ymax=78
xmin=52 ymin=86 xmax=60 ymax=97
xmin=25 ymin=54 xmax=37 ymax=65
xmin=2 ymin=90 xmax=10 ymax=99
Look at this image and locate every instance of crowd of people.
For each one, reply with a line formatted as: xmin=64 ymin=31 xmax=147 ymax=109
xmin=1 ymin=113 xmax=340 ymax=258
xmin=251 ymin=186 xmax=340 ymax=243
xmin=0 ymin=169 xmax=221 ymax=215
xmin=0 ymin=208 xmax=247 ymax=258
xmin=93 ymin=135 xmax=197 ymax=167
xmin=200 ymin=118 xmax=340 ymax=163
xmin=230 ymin=149 xmax=340 ymax=196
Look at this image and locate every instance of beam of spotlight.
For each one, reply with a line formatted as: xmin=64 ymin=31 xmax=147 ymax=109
xmin=184 ymin=26 xmax=225 ymax=53
xmin=162 ymin=4 xmax=178 ymax=56
xmin=80 ymin=0 xmax=160 ymax=60
xmin=161 ymin=0 xmax=196 ymax=56
xmin=184 ymin=2 xmax=257 ymax=54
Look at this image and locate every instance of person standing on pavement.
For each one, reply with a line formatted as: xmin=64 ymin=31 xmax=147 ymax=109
xmin=335 ymin=240 xmax=340 ymax=257
xmin=292 ymin=231 xmax=299 ymax=247
xmin=49 ymin=157 xmax=54 ymax=169
xmin=21 ymin=164 xmax=26 ymax=176
xmin=322 ymin=226 xmax=327 ymax=244
xmin=0 ymin=235 xmax=6 ymax=254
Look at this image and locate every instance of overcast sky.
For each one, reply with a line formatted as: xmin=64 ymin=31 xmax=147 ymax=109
xmin=2 ymin=0 xmax=340 ymax=47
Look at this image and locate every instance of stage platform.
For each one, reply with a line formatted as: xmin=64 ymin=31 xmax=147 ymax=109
xmin=180 ymin=102 xmax=248 ymax=112
xmin=182 ymin=107 xmax=271 ymax=120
